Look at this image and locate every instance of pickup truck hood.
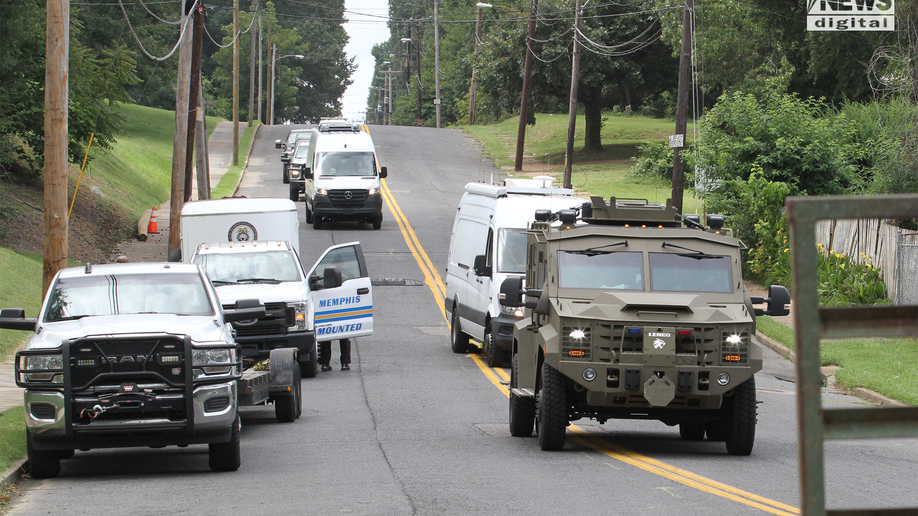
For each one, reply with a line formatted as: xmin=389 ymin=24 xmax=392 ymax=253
xmin=28 ymin=314 xmax=230 ymax=350
xmin=214 ymin=281 xmax=307 ymax=306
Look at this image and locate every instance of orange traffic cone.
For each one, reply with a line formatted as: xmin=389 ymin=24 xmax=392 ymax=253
xmin=148 ymin=207 xmax=159 ymax=234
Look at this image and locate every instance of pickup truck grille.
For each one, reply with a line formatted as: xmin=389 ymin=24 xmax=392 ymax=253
xmin=69 ymin=336 xmax=187 ymax=390
xmin=328 ymin=189 xmax=369 ymax=207
xmin=224 ymin=302 xmax=292 ymax=337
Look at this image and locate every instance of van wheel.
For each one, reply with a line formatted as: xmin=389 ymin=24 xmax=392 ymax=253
xmin=305 ymin=203 xmax=314 ymax=224
xmin=312 ymin=215 xmax=321 ymax=229
xmin=372 ymin=213 xmax=382 ymax=230
xmin=449 ymin=309 xmax=470 ymax=353
xmin=484 ymin=330 xmax=505 ymax=367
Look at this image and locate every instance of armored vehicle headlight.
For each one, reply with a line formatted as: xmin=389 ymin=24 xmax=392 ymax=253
xmin=569 ymin=329 xmax=586 ymax=340
xmin=582 ymin=368 xmax=597 ymax=382
xmin=717 ymin=372 xmax=731 ymax=386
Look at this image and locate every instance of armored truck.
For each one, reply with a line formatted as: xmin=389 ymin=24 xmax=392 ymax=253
xmin=499 ymin=196 xmax=789 ymax=454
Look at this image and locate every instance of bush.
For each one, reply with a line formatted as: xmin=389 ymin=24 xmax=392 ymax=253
xmin=630 ymin=140 xmax=694 ymax=182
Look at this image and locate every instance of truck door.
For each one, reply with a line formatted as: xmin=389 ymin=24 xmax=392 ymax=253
xmin=307 ymin=242 xmax=373 ymax=341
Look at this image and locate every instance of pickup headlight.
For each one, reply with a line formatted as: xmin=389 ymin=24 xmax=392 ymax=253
xmin=193 ymin=347 xmax=237 ymax=376
xmin=290 ymin=302 xmax=307 ymax=330
xmin=290 ymin=168 xmax=301 ymax=179
xmin=24 ymin=354 xmax=64 ymax=383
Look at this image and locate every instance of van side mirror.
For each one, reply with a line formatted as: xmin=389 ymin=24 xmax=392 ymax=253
xmin=275 ymin=139 xmax=284 ymax=149
xmin=499 ymin=277 xmax=523 ymax=307
xmin=379 ymin=166 xmax=387 ymax=179
xmin=751 ymin=285 xmax=791 ymax=317
xmin=473 ymin=255 xmax=491 ymax=277
xmin=0 ymin=308 xmax=38 ymax=331
xmin=302 ymin=166 xmax=312 ymax=179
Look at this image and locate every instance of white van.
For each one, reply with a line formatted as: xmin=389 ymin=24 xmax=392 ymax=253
xmin=300 ymin=126 xmax=387 ymax=230
xmin=445 ymin=179 xmax=587 ymax=367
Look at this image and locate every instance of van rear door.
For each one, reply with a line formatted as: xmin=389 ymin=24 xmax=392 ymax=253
xmin=307 ymin=242 xmax=373 ymax=341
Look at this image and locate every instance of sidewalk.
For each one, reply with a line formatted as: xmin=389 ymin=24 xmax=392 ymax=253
xmin=0 ymin=121 xmax=242 ymax=415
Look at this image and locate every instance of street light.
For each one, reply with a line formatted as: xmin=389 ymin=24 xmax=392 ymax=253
xmin=269 ymin=47 xmax=304 ymax=125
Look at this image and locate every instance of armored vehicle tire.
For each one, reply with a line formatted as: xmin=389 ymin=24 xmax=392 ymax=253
xmin=305 ymin=203 xmax=314 ymax=224
xmin=372 ymin=213 xmax=382 ymax=230
xmin=27 ymin=432 xmax=60 ymax=479
xmin=209 ymin=415 xmax=241 ymax=472
xmin=706 ymin=421 xmax=726 ymax=441
xmin=679 ymin=421 xmax=706 ymax=441
xmin=449 ymin=310 xmax=470 ymax=353
xmin=275 ymin=365 xmax=302 ymax=423
xmin=484 ymin=330 xmax=505 ymax=368
xmin=509 ymin=353 xmax=535 ymax=437
xmin=537 ymin=363 xmax=568 ymax=451
xmin=725 ymin=376 xmax=757 ymax=456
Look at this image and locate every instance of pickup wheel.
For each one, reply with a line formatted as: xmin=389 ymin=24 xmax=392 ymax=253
xmin=289 ymin=183 xmax=299 ymax=202
xmin=725 ymin=376 xmax=757 ymax=456
xmin=275 ymin=364 xmax=302 ymax=423
xmin=484 ymin=330 xmax=505 ymax=368
xmin=27 ymin=431 xmax=60 ymax=479
xmin=209 ymin=415 xmax=241 ymax=472
xmin=509 ymin=353 xmax=535 ymax=437
xmin=449 ymin=309 xmax=470 ymax=354
xmin=283 ymin=164 xmax=290 ymax=184
xmin=300 ymin=344 xmax=318 ymax=378
xmin=537 ymin=363 xmax=567 ymax=451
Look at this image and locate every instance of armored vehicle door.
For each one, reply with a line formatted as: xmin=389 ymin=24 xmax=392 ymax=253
xmin=307 ymin=242 xmax=373 ymax=341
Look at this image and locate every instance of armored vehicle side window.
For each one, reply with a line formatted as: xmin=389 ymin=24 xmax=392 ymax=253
xmin=44 ymin=273 xmax=214 ymax=322
xmin=497 ymin=228 xmax=526 ymax=273
xmin=648 ymin=252 xmax=733 ymax=293
xmin=558 ymin=251 xmax=643 ymax=290
xmin=194 ymin=251 xmax=302 ymax=283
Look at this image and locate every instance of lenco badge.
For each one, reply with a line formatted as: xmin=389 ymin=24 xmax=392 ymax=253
xmin=228 ymin=221 xmax=258 ymax=242
xmin=647 ymin=332 xmax=672 ymax=338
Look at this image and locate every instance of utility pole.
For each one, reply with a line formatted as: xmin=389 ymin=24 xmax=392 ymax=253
xmin=43 ymin=0 xmax=69 ymax=294
xmin=468 ymin=3 xmax=486 ymax=125
xmin=514 ymin=0 xmax=538 ymax=172
xmin=248 ymin=0 xmax=257 ymax=127
xmin=266 ymin=25 xmax=273 ymax=124
xmin=169 ymin=0 xmax=194 ymax=260
xmin=195 ymin=84 xmax=210 ymax=199
xmin=671 ymin=0 xmax=694 ymax=214
xmin=433 ymin=0 xmax=441 ymax=128
xmin=414 ymin=25 xmax=422 ymax=125
xmin=232 ymin=0 xmax=239 ymax=166
xmin=257 ymin=13 xmax=263 ymax=122
xmin=563 ymin=0 xmax=583 ymax=189
xmin=185 ymin=1 xmax=204 ymax=202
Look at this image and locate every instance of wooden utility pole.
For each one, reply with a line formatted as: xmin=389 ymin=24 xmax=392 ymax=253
xmin=266 ymin=26 xmax=273 ymax=124
xmin=433 ymin=0 xmax=441 ymax=128
xmin=468 ymin=4 xmax=485 ymax=125
xmin=671 ymin=0 xmax=694 ymax=214
xmin=43 ymin=0 xmax=69 ymax=294
xmin=232 ymin=0 xmax=239 ymax=166
xmin=185 ymin=2 xmax=205 ymax=201
xmin=563 ymin=0 xmax=583 ymax=189
xmin=413 ymin=25 xmax=422 ymax=125
xmin=514 ymin=0 xmax=538 ymax=172
xmin=248 ymin=0 xmax=257 ymax=127
xmin=257 ymin=13 xmax=263 ymax=122
xmin=169 ymin=1 xmax=194 ymax=260
xmin=195 ymin=84 xmax=210 ymax=200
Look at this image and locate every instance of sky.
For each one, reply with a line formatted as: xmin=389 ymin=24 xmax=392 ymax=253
xmin=340 ymin=1 xmax=391 ymax=123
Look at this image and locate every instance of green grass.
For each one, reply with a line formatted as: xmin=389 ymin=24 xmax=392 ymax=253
xmin=0 ymin=407 xmax=26 ymax=479
xmin=0 ymin=250 xmax=43 ymax=361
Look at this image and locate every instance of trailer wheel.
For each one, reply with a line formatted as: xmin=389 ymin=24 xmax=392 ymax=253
xmin=537 ymin=363 xmax=568 ymax=451
xmin=209 ymin=415 xmax=241 ymax=472
xmin=509 ymin=353 xmax=535 ymax=437
xmin=27 ymin=431 xmax=60 ymax=479
xmin=725 ymin=376 xmax=757 ymax=456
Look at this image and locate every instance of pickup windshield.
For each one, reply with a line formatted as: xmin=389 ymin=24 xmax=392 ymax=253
xmin=649 ymin=252 xmax=733 ymax=293
xmin=193 ymin=250 xmax=302 ymax=284
xmin=558 ymin=251 xmax=644 ymax=290
xmin=44 ymin=273 xmax=214 ymax=322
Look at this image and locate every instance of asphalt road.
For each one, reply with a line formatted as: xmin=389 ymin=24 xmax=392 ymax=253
xmin=7 ymin=124 xmax=916 ymax=515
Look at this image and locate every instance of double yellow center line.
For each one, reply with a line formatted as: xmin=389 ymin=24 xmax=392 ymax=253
xmin=375 ymin=160 xmax=798 ymax=516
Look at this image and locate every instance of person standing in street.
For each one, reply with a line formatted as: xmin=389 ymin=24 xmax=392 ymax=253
xmin=319 ymin=338 xmax=351 ymax=371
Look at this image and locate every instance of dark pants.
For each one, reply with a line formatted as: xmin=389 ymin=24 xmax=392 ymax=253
xmin=319 ymin=338 xmax=351 ymax=366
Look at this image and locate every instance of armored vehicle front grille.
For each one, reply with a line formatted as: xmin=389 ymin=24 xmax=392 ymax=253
xmin=561 ymin=326 xmax=591 ymax=359
xmin=720 ymin=331 xmax=750 ymax=363
xmin=603 ymin=325 xmax=724 ymax=364
xmin=328 ymin=189 xmax=369 ymax=207
xmin=224 ymin=302 xmax=292 ymax=337
xmin=69 ymin=337 xmax=187 ymax=391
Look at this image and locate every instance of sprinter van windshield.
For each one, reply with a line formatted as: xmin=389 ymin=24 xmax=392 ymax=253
xmin=316 ymin=152 xmax=377 ymax=177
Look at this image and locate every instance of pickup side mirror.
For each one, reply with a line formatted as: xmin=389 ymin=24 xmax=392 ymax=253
xmin=751 ymin=285 xmax=791 ymax=317
xmin=0 ymin=308 xmax=38 ymax=331
xmin=499 ymin=277 xmax=523 ymax=307
xmin=379 ymin=166 xmax=387 ymax=179
xmin=302 ymin=166 xmax=312 ymax=179
xmin=275 ymin=139 xmax=284 ymax=149
xmin=224 ymin=298 xmax=266 ymax=323
xmin=473 ymin=254 xmax=492 ymax=277
xmin=323 ymin=266 xmax=343 ymax=289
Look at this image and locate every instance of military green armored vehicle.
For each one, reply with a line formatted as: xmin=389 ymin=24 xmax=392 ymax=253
xmin=499 ymin=196 xmax=789 ymax=455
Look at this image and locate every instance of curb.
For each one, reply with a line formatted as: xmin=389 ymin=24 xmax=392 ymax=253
xmin=1 ymin=460 xmax=25 ymax=491
xmin=756 ymin=331 xmax=908 ymax=407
